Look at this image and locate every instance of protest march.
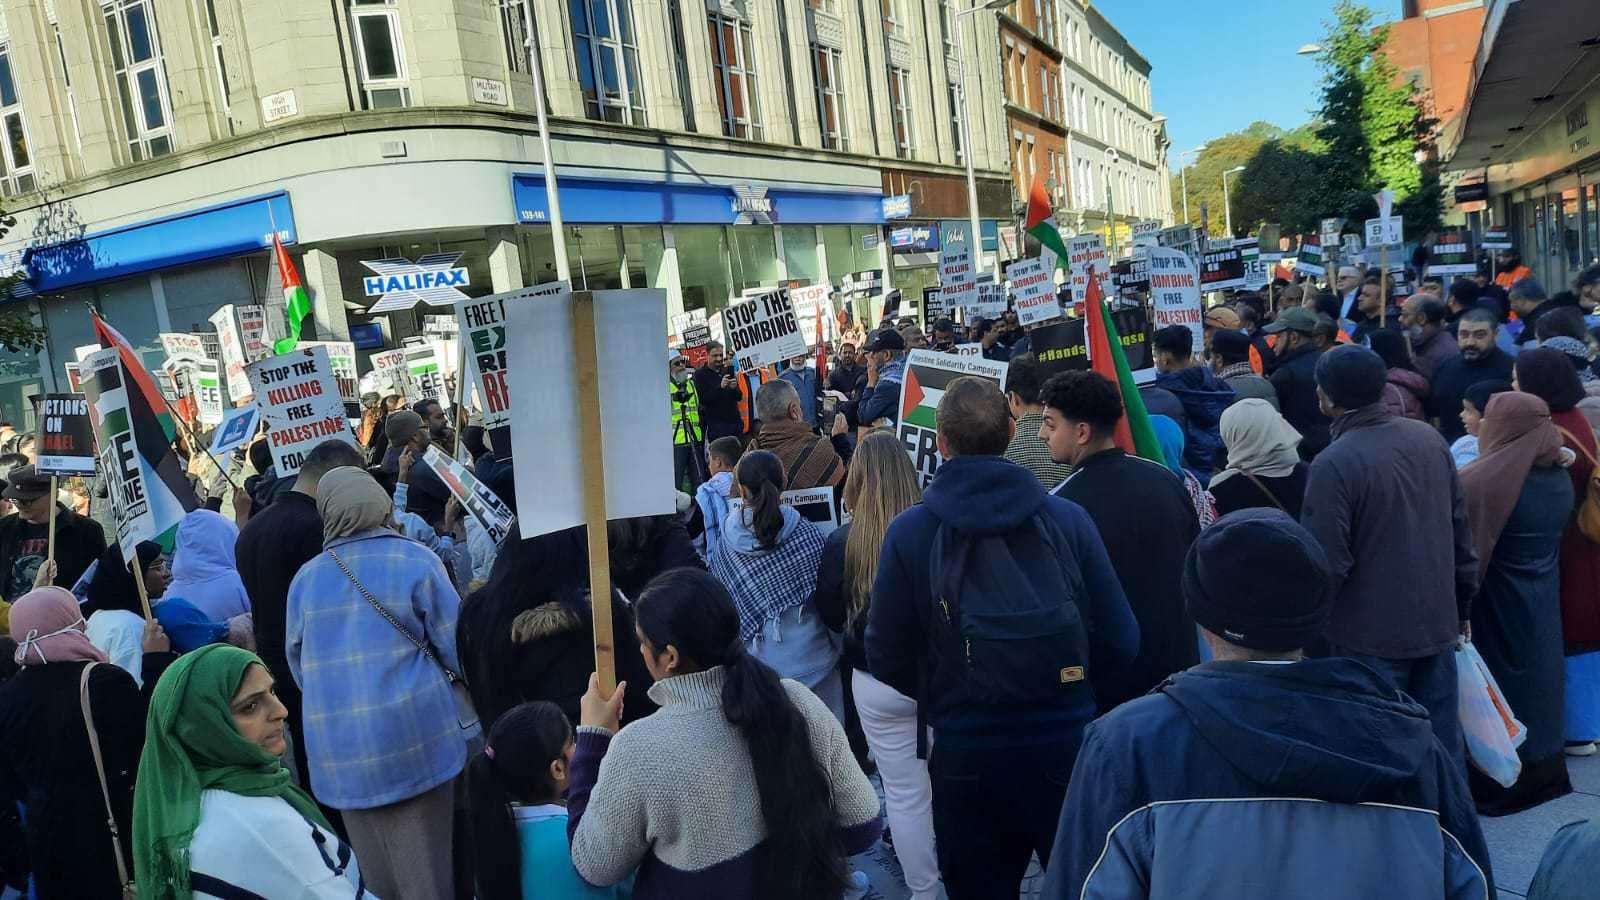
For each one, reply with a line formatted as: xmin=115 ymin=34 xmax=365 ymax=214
xmin=0 ymin=2 xmax=1598 ymax=898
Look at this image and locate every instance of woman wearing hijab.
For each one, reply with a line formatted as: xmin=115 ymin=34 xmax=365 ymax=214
xmin=0 ymin=586 xmax=174 ymax=897
xmin=85 ymin=541 xmax=171 ymax=686
xmin=163 ymin=510 xmax=250 ymax=622
xmin=1516 ymin=348 xmax=1600 ymax=758
xmin=133 ymin=645 xmax=366 ymax=898
xmin=1460 ymin=392 xmax=1576 ymax=814
xmin=1150 ymin=415 xmax=1217 ymax=529
xmin=1207 ymin=399 xmax=1311 ymax=518
xmin=287 ymin=466 xmax=474 ymax=899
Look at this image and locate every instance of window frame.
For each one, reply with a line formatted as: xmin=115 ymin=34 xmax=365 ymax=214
xmin=810 ymin=43 xmax=848 ymax=151
xmin=888 ymin=65 xmax=913 ymax=159
xmin=571 ymin=0 xmax=647 ymax=125
xmin=102 ymin=0 xmax=176 ymax=160
xmin=708 ymin=13 xmax=762 ymax=140
xmin=500 ymin=0 xmax=527 ymax=72
xmin=947 ymin=81 xmax=963 ymax=165
xmin=0 ymin=44 xmax=35 ymax=197
xmin=350 ymin=0 xmax=412 ymax=109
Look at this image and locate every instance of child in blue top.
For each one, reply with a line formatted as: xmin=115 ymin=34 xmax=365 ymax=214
xmin=467 ymin=701 xmax=630 ymax=899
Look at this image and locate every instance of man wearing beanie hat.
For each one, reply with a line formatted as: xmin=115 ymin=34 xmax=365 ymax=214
xmin=1042 ymin=509 xmax=1493 ymax=900
xmin=374 ymin=409 xmax=450 ymax=526
xmin=1302 ymin=344 xmax=1477 ymax=772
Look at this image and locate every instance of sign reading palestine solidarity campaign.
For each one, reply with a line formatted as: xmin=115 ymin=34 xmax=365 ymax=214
xmin=80 ymin=348 xmax=199 ymax=560
xmin=458 ymin=281 xmax=572 ymax=437
xmin=1149 ymin=246 xmax=1204 ymax=355
xmin=725 ymin=289 xmax=807 ymax=368
xmin=33 ymin=393 xmax=96 ymax=477
xmin=247 ymin=346 xmax=359 ymax=478
xmin=896 ymin=349 xmax=1009 ymax=487
xmin=421 ymin=445 xmax=517 ymax=543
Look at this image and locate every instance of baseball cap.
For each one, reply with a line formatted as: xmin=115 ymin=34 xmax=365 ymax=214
xmin=1261 ymin=307 xmax=1318 ymax=335
xmin=2 ymin=465 xmax=50 ymax=501
xmin=861 ymin=328 xmax=907 ymax=352
xmin=1203 ymin=307 xmax=1242 ymax=329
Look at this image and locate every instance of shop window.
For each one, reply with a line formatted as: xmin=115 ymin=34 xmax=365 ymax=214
xmin=102 ymin=0 xmax=175 ymax=160
xmin=200 ymin=0 xmax=230 ymax=120
xmin=675 ymin=224 xmax=733 ymax=311
xmin=811 ymin=44 xmax=848 ymax=151
xmin=731 ymin=227 xmax=780 ymax=292
xmin=571 ymin=0 xmax=646 ymax=125
xmin=666 ymin=0 xmax=694 ymax=131
xmin=162 ymin=257 xmax=262 ymax=336
xmin=948 ymin=82 xmax=963 ymax=166
xmin=888 ymin=66 xmax=913 ymax=159
xmin=781 ymin=225 xmax=822 ymax=286
xmin=623 ymin=225 xmax=667 ymax=291
xmin=0 ymin=337 xmax=44 ymax=429
xmin=500 ymin=0 xmax=526 ymax=72
xmin=0 ymin=46 xmax=35 ymax=197
xmin=708 ymin=14 xmax=761 ymax=140
xmin=351 ymin=0 xmax=411 ymax=109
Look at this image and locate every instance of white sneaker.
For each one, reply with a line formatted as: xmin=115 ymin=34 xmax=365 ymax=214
xmin=1565 ymin=741 xmax=1598 ymax=757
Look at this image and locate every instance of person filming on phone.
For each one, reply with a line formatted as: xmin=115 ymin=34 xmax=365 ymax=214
xmin=694 ymin=341 xmax=746 ymax=445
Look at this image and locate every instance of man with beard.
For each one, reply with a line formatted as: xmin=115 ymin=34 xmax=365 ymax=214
xmin=1427 ymin=308 xmax=1516 ymax=443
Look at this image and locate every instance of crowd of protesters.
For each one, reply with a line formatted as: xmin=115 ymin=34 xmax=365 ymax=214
xmin=0 ymin=251 xmax=1594 ymax=900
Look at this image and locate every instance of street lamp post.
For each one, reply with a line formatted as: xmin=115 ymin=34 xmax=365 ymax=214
xmin=954 ymin=0 xmax=1013 ymax=274
xmin=1178 ymin=144 xmax=1206 ymax=226
xmin=519 ymin=0 xmax=570 ymax=281
xmin=1222 ymin=164 xmax=1246 ymax=237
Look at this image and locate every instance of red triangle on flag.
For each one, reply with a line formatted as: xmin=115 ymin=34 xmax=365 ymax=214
xmin=900 ymin=365 xmax=924 ymax=421
xmin=1024 ymin=175 xmax=1054 ymax=231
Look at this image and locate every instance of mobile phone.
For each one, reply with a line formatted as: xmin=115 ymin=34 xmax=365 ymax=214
xmin=821 ymin=396 xmax=839 ymax=420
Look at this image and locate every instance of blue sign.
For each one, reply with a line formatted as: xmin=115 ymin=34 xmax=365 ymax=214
xmin=889 ymin=223 xmax=940 ymax=253
xmin=209 ymin=406 xmax=260 ymax=456
xmin=511 ymin=175 xmax=885 ymax=226
xmin=882 ymin=195 xmax=913 ymax=220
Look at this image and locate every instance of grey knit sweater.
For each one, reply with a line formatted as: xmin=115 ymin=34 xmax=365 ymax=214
xmin=567 ymin=666 xmax=883 ymax=897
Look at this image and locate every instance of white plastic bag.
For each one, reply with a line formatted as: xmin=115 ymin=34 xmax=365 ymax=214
xmin=1457 ymin=642 xmax=1526 ymax=788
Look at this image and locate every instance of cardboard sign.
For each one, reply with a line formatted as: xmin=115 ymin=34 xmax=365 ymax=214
xmin=247 ymin=346 xmax=359 ymax=478
xmin=193 ymin=359 xmax=224 ymax=426
xmin=404 ymin=343 xmax=450 ymax=412
xmin=159 ymin=358 xmax=198 ymax=425
xmin=896 ymin=349 xmax=1008 ymax=488
xmin=1235 ymin=237 xmax=1268 ymax=291
xmin=1320 ymin=217 xmax=1343 ymax=250
xmin=208 ymin=405 xmax=260 ymax=456
xmin=297 ymin=341 xmax=358 ymax=404
xmin=1199 ymin=245 xmax=1246 ymax=292
xmin=210 ymin=305 xmax=254 ymax=404
xmin=724 ymin=289 xmax=807 ymax=368
xmin=729 ymin=485 xmax=844 ymax=536
xmin=1295 ymin=237 xmax=1326 ymax=278
xmin=506 ymin=288 xmax=675 ymax=538
xmin=670 ymin=308 xmax=707 ymax=342
xmin=370 ymin=348 xmax=410 ymax=397
xmin=1113 ymin=255 xmax=1151 ymax=300
xmin=1007 ymin=257 xmax=1058 ymax=326
xmin=921 ymin=286 xmax=946 ymax=324
xmin=421 ymin=445 xmax=517 ymax=543
xmin=238 ymin=305 xmax=269 ymax=362
xmin=1482 ymin=227 xmax=1512 ymax=251
xmin=972 ymin=277 xmax=1008 ymax=319
xmin=682 ymin=324 xmax=712 ymax=368
xmin=1131 ymin=220 xmax=1161 ymax=248
xmin=63 ymin=361 xmax=83 ymax=393
xmin=1258 ymin=225 xmax=1284 ymax=262
xmin=33 ymin=393 xmax=96 ymax=477
xmin=1030 ymin=307 xmax=1153 ymax=379
xmin=1149 ymin=246 xmax=1204 ymax=355
xmin=160 ymin=333 xmax=206 ymax=364
xmin=457 ymin=282 xmax=569 ymax=432
xmin=789 ymin=284 xmax=836 ymax=347
xmin=1364 ymin=215 xmax=1404 ymax=251
xmin=1428 ymin=228 xmax=1477 ymax=277
xmin=1157 ymin=225 xmax=1199 ymax=253
xmin=938 ymin=235 xmax=978 ymax=314
xmin=1068 ymin=234 xmax=1113 ymax=310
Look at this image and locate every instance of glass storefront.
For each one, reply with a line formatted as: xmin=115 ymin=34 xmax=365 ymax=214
xmin=820 ymin=224 xmax=880 ymax=283
xmin=674 ymin=224 xmax=732 ymax=313
xmin=0 ymin=337 xmax=43 ymax=431
xmin=780 ymin=225 xmax=821 ymax=285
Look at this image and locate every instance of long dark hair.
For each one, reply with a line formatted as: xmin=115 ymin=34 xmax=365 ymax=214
xmin=735 ymin=450 xmax=786 ymax=548
xmin=466 ymin=701 xmax=574 ymax=900
xmin=634 ymin=569 xmax=847 ymax=900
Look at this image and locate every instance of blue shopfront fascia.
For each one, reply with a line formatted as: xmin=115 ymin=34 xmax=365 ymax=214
xmin=511 ymin=174 xmax=886 ymax=226
xmin=22 ymin=191 xmax=297 ymax=294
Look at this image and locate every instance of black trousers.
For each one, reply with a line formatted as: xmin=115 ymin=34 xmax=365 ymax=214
xmin=673 ymin=441 xmax=706 ymax=493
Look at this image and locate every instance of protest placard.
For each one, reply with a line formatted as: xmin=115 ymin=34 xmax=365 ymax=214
xmin=1113 ymin=255 xmax=1151 ymax=300
xmin=247 ymin=346 xmax=358 ymax=479
xmin=938 ymin=233 xmax=978 ymax=315
xmin=1320 ymin=217 xmax=1343 ymax=250
xmin=1068 ymin=234 xmax=1113 ymax=310
xmin=724 ymin=288 xmax=806 ymax=368
xmin=238 ymin=305 xmax=269 ymax=361
xmin=1132 ymin=219 xmax=1161 ymax=248
xmin=454 ymin=282 xmax=570 ymax=434
xmin=33 ymin=393 xmax=95 ymax=477
xmin=404 ymin=342 xmax=451 ymax=411
xmin=296 ymin=341 xmax=358 ymax=404
xmin=1428 ymin=228 xmax=1477 ymax=277
xmin=193 ymin=359 xmax=224 ymax=426
xmin=160 ymin=333 xmax=206 ymax=364
xmin=1157 ymin=225 xmax=1199 ymax=254
xmin=209 ymin=305 xmax=253 ymax=404
xmin=160 ymin=359 xmax=197 ymax=425
xmin=62 ymin=362 xmax=83 ymax=392
xmin=921 ymin=286 xmax=946 ymax=324
xmin=1006 ymin=257 xmax=1058 ymax=327
xmin=1199 ymin=244 xmax=1246 ymax=292
xmin=1149 ymin=246 xmax=1204 ymax=355
xmin=1364 ymin=215 xmax=1404 ymax=251
xmin=208 ymin=406 xmax=260 ymax=456
xmin=729 ymin=485 xmax=844 ymax=536
xmin=1295 ymin=236 xmax=1326 ymax=277
xmin=1029 ymin=309 xmax=1153 ymax=380
xmin=789 ymin=284 xmax=835 ymax=346
xmin=1482 ymin=227 xmax=1512 ymax=251
xmin=370 ymin=347 xmax=409 ymax=396
xmin=1258 ymin=224 xmax=1284 ymax=262
xmin=896 ymin=350 xmax=1008 ymax=487
xmin=1234 ymin=237 xmax=1268 ymax=291
xmin=971 ymin=276 xmax=1008 ymax=319
xmin=421 ymin=445 xmax=517 ymax=543
xmin=670 ymin=308 xmax=707 ymax=342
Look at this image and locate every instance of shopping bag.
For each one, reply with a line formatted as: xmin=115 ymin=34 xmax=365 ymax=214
xmin=1456 ymin=642 xmax=1526 ymax=788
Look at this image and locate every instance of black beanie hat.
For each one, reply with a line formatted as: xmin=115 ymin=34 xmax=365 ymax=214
xmin=1314 ymin=345 xmax=1388 ymax=409
xmin=1183 ymin=508 xmax=1332 ymax=653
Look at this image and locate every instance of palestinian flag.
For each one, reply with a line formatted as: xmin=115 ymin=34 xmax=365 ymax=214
xmin=273 ymin=234 xmax=311 ymax=354
xmin=1024 ymin=174 xmax=1070 ymax=268
xmin=1083 ymin=271 xmax=1162 ymax=462
xmin=899 ymin=358 xmax=964 ymax=430
xmin=94 ymin=312 xmax=177 ymax=441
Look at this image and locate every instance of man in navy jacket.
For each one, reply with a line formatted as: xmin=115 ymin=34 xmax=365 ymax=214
xmin=1042 ymin=509 xmax=1493 ymax=899
xmin=867 ymin=377 xmax=1138 ymax=899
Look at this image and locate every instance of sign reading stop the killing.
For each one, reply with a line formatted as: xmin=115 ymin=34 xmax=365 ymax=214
xmin=33 ymin=393 xmax=96 ymax=476
xmin=247 ymin=346 xmax=358 ymax=478
xmin=457 ymin=282 xmax=569 ymax=432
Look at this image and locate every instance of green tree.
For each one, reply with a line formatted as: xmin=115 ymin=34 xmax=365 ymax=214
xmin=0 ymin=205 xmax=42 ymax=353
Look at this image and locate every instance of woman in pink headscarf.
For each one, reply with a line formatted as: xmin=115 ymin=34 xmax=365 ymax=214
xmin=0 ymin=585 xmax=175 ymax=898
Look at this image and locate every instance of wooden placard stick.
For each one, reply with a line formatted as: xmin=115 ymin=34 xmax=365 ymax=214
xmin=572 ymin=291 xmax=617 ymax=697
xmin=129 ymin=542 xmax=153 ymax=620
xmin=45 ymin=476 xmax=57 ymax=569
xmin=1380 ymin=241 xmax=1389 ymax=328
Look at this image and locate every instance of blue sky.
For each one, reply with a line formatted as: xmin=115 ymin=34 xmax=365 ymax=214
xmin=1110 ymin=0 xmax=1399 ymax=159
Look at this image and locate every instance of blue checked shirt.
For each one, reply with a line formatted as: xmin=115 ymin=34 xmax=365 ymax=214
xmin=287 ymin=528 xmax=469 ymax=809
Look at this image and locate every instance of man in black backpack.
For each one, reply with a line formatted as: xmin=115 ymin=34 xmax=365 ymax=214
xmin=867 ymin=377 xmax=1140 ymax=899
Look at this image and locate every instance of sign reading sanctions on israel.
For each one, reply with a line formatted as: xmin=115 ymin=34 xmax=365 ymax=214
xmin=896 ymin=349 xmax=1008 ymax=487
xmin=247 ymin=346 xmax=359 ymax=478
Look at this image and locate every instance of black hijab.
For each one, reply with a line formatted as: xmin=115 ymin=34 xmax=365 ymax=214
xmin=83 ymin=541 xmax=163 ymax=616
xmin=1516 ymin=347 xmax=1586 ymax=413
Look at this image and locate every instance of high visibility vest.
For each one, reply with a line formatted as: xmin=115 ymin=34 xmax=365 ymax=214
xmin=736 ymin=368 xmax=773 ymax=432
xmin=1495 ymin=266 xmax=1532 ymax=290
xmin=671 ymin=378 xmax=701 ymax=445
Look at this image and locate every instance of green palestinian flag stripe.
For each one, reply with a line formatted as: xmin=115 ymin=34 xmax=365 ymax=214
xmin=103 ymin=407 xmax=130 ymax=436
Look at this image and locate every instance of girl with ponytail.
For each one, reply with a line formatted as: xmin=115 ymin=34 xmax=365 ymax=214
xmin=704 ymin=451 xmax=843 ymax=721
xmin=466 ymin=701 xmax=626 ymax=899
xmin=568 ymin=568 xmax=881 ymax=900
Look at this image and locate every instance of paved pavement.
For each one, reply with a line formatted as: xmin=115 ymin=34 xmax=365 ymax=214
xmin=855 ymin=753 xmax=1600 ymax=899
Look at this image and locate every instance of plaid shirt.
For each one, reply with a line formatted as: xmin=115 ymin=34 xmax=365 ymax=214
xmin=287 ymin=528 xmax=468 ymax=809
xmin=1006 ymin=410 xmax=1074 ymax=490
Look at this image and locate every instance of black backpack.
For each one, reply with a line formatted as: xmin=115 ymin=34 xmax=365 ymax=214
xmin=921 ymin=509 xmax=1092 ymax=723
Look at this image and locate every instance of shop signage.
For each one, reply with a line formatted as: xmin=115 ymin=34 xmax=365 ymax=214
xmin=471 ymin=77 xmax=508 ymax=106
xmin=362 ymin=253 xmax=472 ymax=313
xmin=730 ymin=185 xmax=775 ymax=225
xmin=881 ymin=195 xmax=913 ymax=220
xmin=862 ymin=232 xmax=881 ymax=250
xmin=261 ymin=89 xmax=298 ymax=124
xmin=889 ymin=223 xmax=940 ymax=253
xmin=1482 ymin=227 xmax=1513 ymax=251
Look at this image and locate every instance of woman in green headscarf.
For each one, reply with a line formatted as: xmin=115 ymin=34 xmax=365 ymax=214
xmin=133 ymin=644 xmax=370 ymax=899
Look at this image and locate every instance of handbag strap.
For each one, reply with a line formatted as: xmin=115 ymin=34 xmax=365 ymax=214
xmin=1240 ymin=471 xmax=1289 ymax=514
xmin=328 ymin=548 xmax=462 ymax=685
xmin=1556 ymin=426 xmax=1600 ymax=472
xmin=80 ymin=664 xmax=134 ymax=891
